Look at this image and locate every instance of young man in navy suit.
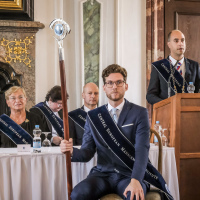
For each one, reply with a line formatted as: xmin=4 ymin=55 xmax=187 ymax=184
xmin=60 ymin=64 xmax=150 ymax=200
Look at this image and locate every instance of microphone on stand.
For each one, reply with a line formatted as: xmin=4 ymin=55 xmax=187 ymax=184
xmin=168 ymin=74 xmax=172 ymax=98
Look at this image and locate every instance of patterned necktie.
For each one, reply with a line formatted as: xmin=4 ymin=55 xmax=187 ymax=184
xmin=176 ymin=61 xmax=182 ymax=75
xmin=112 ymin=108 xmax=118 ymax=123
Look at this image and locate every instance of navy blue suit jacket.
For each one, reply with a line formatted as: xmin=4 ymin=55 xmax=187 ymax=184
xmin=146 ymin=58 xmax=200 ymax=105
xmin=72 ymin=99 xmax=150 ymax=183
xmin=68 ymin=106 xmax=85 ymax=146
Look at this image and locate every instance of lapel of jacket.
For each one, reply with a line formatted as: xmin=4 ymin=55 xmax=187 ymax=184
xmin=81 ymin=105 xmax=84 ymax=110
xmin=117 ymin=99 xmax=132 ymax=127
xmin=58 ymin=109 xmax=63 ymax=119
xmin=184 ymin=58 xmax=191 ymax=83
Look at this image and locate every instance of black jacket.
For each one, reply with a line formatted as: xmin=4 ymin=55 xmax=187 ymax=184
xmin=68 ymin=106 xmax=85 ymax=146
xmin=0 ymin=111 xmax=47 ymax=148
xmin=146 ymin=58 xmax=200 ymax=105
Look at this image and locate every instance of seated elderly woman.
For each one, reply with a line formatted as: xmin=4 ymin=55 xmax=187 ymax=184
xmin=0 ymin=86 xmax=49 ymax=148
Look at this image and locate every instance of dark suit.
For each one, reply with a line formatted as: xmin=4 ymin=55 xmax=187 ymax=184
xmin=69 ymin=106 xmax=85 ymax=146
xmin=29 ymin=103 xmax=63 ymax=144
xmin=71 ymin=100 xmax=150 ymax=200
xmin=146 ymin=57 xmax=200 ymax=105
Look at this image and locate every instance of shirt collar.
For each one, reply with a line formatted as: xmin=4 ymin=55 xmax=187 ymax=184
xmin=84 ymin=105 xmax=93 ymax=113
xmin=107 ymin=99 xmax=125 ymax=112
xmin=169 ymin=55 xmax=184 ymax=66
xmin=46 ymin=101 xmax=58 ymax=115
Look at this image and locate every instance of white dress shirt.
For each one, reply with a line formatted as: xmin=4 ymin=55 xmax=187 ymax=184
xmin=83 ymin=105 xmax=97 ymax=113
xmin=169 ymin=55 xmax=185 ymax=78
xmin=107 ymin=99 xmax=125 ymax=120
xmin=84 ymin=105 xmax=91 ymax=113
xmin=46 ymin=101 xmax=61 ymax=139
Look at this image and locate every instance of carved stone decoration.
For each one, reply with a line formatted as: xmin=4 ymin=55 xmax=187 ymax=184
xmin=0 ymin=61 xmax=22 ymax=115
xmin=0 ymin=20 xmax=45 ymax=110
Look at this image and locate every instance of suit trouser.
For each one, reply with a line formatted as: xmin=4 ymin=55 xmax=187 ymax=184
xmin=71 ymin=171 xmax=149 ymax=200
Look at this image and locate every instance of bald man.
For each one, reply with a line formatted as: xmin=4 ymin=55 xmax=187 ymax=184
xmin=147 ymin=30 xmax=200 ymax=105
xmin=68 ymin=82 xmax=99 ymax=145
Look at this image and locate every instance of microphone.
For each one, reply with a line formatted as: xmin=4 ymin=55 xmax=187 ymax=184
xmin=168 ymin=74 xmax=172 ymax=98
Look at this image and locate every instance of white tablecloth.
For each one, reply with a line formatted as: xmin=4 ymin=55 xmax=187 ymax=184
xmin=149 ymin=145 xmax=179 ymax=200
xmin=0 ymin=146 xmax=179 ymax=200
xmin=0 ymin=148 xmax=68 ymax=200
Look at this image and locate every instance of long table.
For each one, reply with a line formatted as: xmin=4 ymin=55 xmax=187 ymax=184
xmin=0 ymin=146 xmax=179 ymax=200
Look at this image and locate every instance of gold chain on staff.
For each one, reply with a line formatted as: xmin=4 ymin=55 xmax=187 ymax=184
xmin=1 ymin=35 xmax=34 ymax=68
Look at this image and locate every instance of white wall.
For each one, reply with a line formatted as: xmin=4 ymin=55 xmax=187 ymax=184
xmin=117 ymin=0 xmax=146 ymax=107
xmin=34 ymin=0 xmax=146 ymax=110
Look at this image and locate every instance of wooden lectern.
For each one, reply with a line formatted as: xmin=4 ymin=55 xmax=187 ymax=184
xmin=151 ymin=93 xmax=200 ymax=199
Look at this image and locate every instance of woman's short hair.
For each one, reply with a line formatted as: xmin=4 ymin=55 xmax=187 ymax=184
xmin=5 ymin=86 xmax=27 ymax=100
xmin=45 ymin=85 xmax=62 ymax=102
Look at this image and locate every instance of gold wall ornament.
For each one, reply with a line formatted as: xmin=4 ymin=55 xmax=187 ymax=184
xmin=1 ymin=35 xmax=34 ymax=68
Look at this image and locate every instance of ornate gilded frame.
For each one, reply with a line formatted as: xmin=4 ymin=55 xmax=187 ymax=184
xmin=0 ymin=0 xmax=34 ymax=21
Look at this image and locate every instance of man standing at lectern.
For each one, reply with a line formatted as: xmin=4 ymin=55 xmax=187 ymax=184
xmin=146 ymin=30 xmax=200 ymax=105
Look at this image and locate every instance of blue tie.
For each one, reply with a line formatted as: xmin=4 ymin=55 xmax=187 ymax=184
xmin=112 ymin=108 xmax=118 ymax=123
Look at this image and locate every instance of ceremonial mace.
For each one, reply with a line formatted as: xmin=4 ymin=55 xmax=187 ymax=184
xmin=49 ymin=19 xmax=72 ymax=199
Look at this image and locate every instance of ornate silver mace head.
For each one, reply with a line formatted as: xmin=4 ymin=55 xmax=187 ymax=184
xmin=49 ymin=18 xmax=71 ymax=47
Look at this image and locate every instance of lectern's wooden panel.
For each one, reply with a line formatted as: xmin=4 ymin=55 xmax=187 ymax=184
xmin=181 ymin=112 xmax=200 ymax=153
xmin=181 ymin=98 xmax=200 ymax=106
xmin=180 ymin=159 xmax=200 ymax=200
xmin=152 ymin=94 xmax=200 ymax=199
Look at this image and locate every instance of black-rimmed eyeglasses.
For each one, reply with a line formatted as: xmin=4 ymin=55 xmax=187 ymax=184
xmin=105 ymin=80 xmax=125 ymax=88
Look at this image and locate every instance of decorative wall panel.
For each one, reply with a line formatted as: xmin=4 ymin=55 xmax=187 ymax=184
xmin=83 ymin=0 xmax=101 ymax=86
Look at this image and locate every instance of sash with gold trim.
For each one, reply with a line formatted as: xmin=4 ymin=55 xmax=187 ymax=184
xmin=0 ymin=114 xmax=33 ymax=145
xmin=34 ymin=102 xmax=64 ymax=137
xmin=87 ymin=106 xmax=173 ymax=200
xmin=152 ymin=59 xmax=188 ymax=93
xmin=68 ymin=108 xmax=87 ymax=130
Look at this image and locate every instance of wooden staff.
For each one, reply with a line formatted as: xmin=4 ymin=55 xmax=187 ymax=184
xmin=50 ymin=19 xmax=72 ymax=200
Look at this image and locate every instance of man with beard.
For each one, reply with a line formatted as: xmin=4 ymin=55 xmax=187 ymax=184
xmin=60 ymin=64 xmax=150 ymax=200
xmin=68 ymin=82 xmax=99 ymax=145
xmin=146 ymin=30 xmax=200 ymax=105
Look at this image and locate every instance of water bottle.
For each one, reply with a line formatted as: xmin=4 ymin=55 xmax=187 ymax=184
xmin=187 ymin=82 xmax=195 ymax=93
xmin=33 ymin=125 xmax=42 ymax=153
xmin=154 ymin=121 xmax=162 ymax=145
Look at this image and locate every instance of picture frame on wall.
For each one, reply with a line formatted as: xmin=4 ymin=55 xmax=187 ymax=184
xmin=0 ymin=0 xmax=34 ymax=21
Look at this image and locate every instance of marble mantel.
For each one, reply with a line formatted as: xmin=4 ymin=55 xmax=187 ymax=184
xmin=0 ymin=20 xmax=44 ymax=110
xmin=0 ymin=20 xmax=44 ymax=32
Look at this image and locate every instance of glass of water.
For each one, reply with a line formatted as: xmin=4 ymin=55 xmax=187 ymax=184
xmin=42 ymin=132 xmax=51 ymax=147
